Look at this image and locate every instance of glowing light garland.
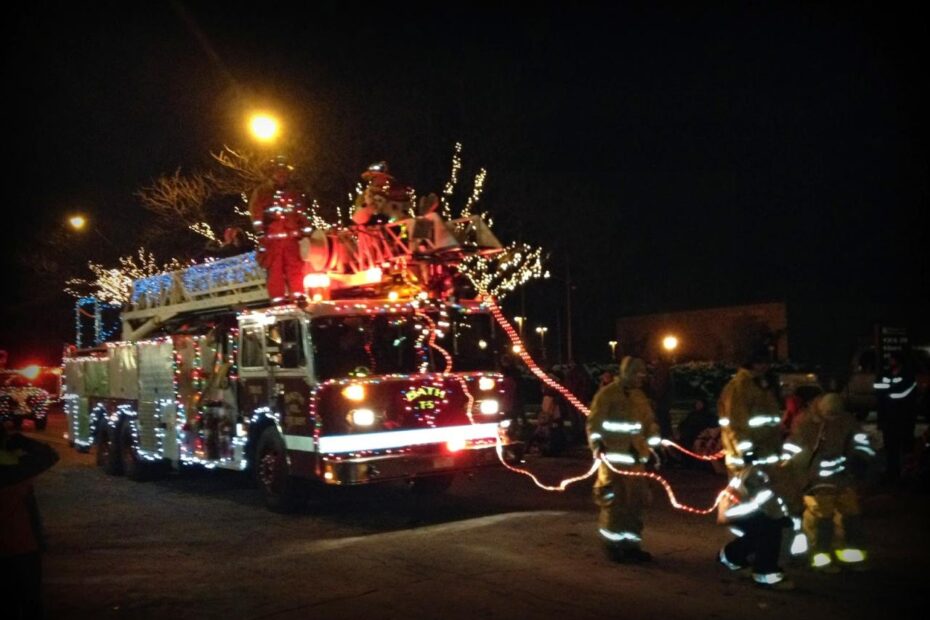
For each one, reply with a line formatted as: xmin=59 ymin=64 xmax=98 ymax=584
xmin=189 ymin=222 xmax=217 ymax=241
xmin=441 ymin=142 xmax=463 ymax=220
xmin=460 ymin=243 xmax=549 ymax=301
xmin=600 ymin=457 xmax=736 ymax=515
xmin=66 ymin=247 xmax=184 ymax=305
xmin=461 ymin=167 xmax=487 ymax=218
xmin=480 ymin=296 xmax=731 ymax=513
xmin=74 ymin=297 xmax=121 ymax=347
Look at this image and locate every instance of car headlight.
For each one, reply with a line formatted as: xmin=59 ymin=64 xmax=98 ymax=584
xmin=478 ymin=377 xmax=496 ymax=391
xmin=348 ymin=408 xmax=376 ymax=426
xmin=478 ymin=399 xmax=500 ymax=415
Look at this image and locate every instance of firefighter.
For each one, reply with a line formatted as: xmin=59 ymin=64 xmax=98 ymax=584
xmin=716 ymin=343 xmax=799 ymax=589
xmin=248 ymin=157 xmax=311 ymax=303
xmin=587 ymin=356 xmax=661 ymax=563
xmin=718 ymin=344 xmax=784 ymax=475
xmin=874 ymin=352 xmax=919 ymax=483
xmin=790 ymin=393 xmax=874 ymax=571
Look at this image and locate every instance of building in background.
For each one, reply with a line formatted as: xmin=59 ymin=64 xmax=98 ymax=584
xmin=615 ymin=302 xmax=788 ymax=363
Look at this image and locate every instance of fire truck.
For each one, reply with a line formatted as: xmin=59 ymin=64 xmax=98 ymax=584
xmin=62 ymin=214 xmax=522 ymax=510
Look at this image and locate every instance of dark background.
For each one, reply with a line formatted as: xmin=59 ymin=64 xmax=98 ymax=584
xmin=2 ymin=1 xmax=927 ymax=372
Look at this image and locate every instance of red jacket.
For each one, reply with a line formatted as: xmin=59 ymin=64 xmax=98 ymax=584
xmin=249 ymin=183 xmax=310 ymax=239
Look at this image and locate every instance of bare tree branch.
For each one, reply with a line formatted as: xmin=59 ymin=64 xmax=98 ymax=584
xmin=210 ymin=146 xmax=265 ymax=194
xmin=135 ymin=168 xmax=215 ymax=224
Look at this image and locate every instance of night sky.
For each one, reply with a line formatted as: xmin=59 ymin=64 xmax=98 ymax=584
xmin=3 ymin=2 xmax=927 ymax=370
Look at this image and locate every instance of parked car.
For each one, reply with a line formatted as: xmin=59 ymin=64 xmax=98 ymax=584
xmin=0 ymin=371 xmax=51 ymax=430
xmin=775 ymin=370 xmax=824 ymax=403
xmin=844 ymin=347 xmax=930 ymax=420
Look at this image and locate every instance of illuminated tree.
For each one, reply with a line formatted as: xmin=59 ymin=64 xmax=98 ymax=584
xmin=65 ymin=247 xmax=183 ymax=305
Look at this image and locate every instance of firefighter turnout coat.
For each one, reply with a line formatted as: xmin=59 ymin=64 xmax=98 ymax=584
xmin=587 ymin=379 xmax=660 ymax=547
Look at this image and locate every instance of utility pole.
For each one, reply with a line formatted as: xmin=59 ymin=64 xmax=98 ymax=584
xmin=565 ymin=256 xmax=573 ymax=364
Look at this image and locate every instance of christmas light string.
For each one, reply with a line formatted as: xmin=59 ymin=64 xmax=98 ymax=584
xmin=659 ymin=439 xmax=726 ymax=461
xmin=495 ymin=441 xmax=600 ymax=491
xmin=486 ymin=298 xmax=591 ymax=414
xmin=479 ymin=296 xmax=732 ymax=512
xmin=485 ymin=297 xmax=725 ymax=460
xmin=414 ymin=307 xmax=475 ymax=425
xmin=601 ymin=457 xmax=736 ymax=515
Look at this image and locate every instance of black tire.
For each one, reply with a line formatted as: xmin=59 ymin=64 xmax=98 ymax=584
xmin=119 ymin=421 xmax=150 ymax=481
xmin=410 ymin=473 xmax=455 ymax=495
xmin=95 ymin=422 xmax=122 ymax=476
xmin=255 ymin=427 xmax=303 ymax=512
xmin=34 ymin=417 xmax=48 ymax=431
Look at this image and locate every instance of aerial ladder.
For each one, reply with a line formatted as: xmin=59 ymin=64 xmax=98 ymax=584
xmin=120 ymin=214 xmax=502 ymax=341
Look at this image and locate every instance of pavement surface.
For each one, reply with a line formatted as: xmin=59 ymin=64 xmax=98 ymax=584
xmin=16 ymin=413 xmax=930 ymax=619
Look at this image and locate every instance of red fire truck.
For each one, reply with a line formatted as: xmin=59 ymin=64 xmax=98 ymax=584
xmin=63 ymin=215 xmax=522 ymax=510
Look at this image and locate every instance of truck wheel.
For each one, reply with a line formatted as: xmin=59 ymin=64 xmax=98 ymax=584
xmin=119 ymin=421 xmax=149 ymax=481
xmin=410 ymin=473 xmax=455 ymax=495
xmin=256 ymin=427 xmax=302 ymax=512
xmin=96 ymin=423 xmax=122 ymax=476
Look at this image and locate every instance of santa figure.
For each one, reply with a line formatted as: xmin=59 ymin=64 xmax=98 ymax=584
xmin=249 ymin=156 xmax=311 ymax=303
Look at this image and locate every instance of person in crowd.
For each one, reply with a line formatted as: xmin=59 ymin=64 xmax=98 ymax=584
xmin=1 ymin=423 xmax=60 ymax=619
xmin=563 ymin=362 xmax=592 ymax=444
xmin=500 ymin=353 xmax=527 ymax=440
xmin=648 ymin=357 xmax=673 ymax=438
xmin=782 ymin=385 xmax=820 ymax=436
xmin=204 ymin=226 xmax=250 ymax=258
xmin=676 ymin=398 xmax=718 ymax=458
xmin=533 ymin=378 xmax=566 ymax=456
xmin=587 ymin=356 xmax=661 ymax=563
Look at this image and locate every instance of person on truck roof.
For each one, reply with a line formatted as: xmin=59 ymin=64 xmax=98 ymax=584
xmin=249 ymin=156 xmax=310 ymax=305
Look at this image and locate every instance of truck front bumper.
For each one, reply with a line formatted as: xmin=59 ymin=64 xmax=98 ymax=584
xmin=319 ymin=442 xmax=524 ymax=485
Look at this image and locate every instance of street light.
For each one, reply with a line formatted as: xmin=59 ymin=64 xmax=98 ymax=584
xmin=248 ymin=112 xmax=280 ymax=143
xmin=662 ymin=335 xmax=679 ymax=353
xmin=67 ymin=213 xmax=113 ymax=246
xmin=608 ymin=340 xmax=618 ymax=359
xmin=68 ymin=214 xmax=87 ymax=231
xmin=513 ymin=316 xmax=525 ymax=339
xmin=535 ymin=326 xmax=548 ymax=359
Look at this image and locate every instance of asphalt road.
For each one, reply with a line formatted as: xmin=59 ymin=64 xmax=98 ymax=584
xmin=18 ymin=413 xmax=930 ymax=619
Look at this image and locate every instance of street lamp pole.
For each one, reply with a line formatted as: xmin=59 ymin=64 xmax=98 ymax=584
xmin=662 ymin=334 xmax=679 ymax=363
xmin=514 ymin=316 xmax=525 ymax=340
xmin=536 ymin=326 xmax=548 ymax=362
xmin=608 ymin=340 xmax=618 ymax=360
xmin=68 ymin=214 xmax=115 ymax=247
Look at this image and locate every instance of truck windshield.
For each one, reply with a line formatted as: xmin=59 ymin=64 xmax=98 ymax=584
xmin=310 ymin=309 xmax=497 ymax=380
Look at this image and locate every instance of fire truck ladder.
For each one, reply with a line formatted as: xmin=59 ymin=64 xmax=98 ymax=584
xmin=119 ymin=215 xmax=503 ymax=341
xmin=121 ymin=252 xmax=268 ymax=341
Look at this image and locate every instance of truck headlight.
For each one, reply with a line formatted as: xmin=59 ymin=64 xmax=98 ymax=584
xmin=478 ymin=377 xmax=496 ymax=391
xmin=342 ymin=384 xmax=366 ymax=402
xmin=478 ymin=399 xmax=500 ymax=415
xmin=348 ymin=408 xmax=376 ymax=426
